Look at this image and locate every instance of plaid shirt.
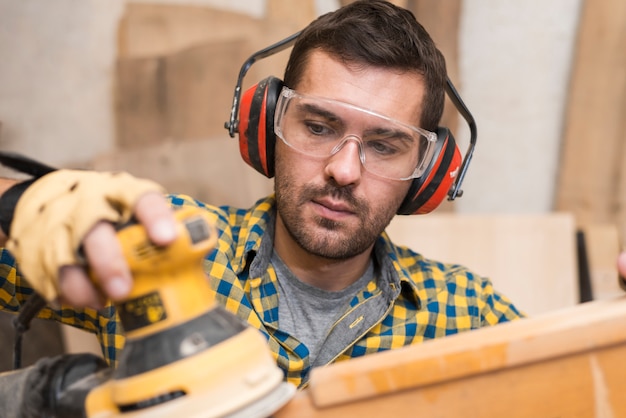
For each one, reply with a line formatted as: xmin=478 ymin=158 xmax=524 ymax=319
xmin=0 ymin=194 xmax=523 ymax=388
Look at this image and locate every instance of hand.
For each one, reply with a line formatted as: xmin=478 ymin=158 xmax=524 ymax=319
xmin=6 ymin=170 xmax=171 ymax=308
xmin=57 ymin=192 xmax=177 ymax=308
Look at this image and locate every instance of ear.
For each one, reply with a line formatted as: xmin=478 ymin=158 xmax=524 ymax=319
xmin=237 ymin=76 xmax=284 ymax=178
xmin=397 ymin=127 xmax=462 ymax=215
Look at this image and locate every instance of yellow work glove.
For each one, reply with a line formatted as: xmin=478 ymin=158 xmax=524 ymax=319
xmin=6 ymin=169 xmax=164 ymax=301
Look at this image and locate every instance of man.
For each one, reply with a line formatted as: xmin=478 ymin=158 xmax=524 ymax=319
xmin=0 ymin=1 xmax=621 ymax=390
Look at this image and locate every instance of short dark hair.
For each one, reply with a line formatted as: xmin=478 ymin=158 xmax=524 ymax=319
xmin=283 ymin=0 xmax=447 ymax=132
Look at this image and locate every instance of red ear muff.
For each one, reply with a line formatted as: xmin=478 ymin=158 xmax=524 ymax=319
xmin=237 ymin=76 xmax=284 ymax=178
xmin=397 ymin=127 xmax=462 ymax=215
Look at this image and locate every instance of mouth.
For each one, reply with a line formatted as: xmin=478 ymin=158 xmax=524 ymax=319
xmin=311 ymin=196 xmax=355 ymax=220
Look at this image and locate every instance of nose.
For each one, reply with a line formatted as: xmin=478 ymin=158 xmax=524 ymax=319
xmin=324 ymin=136 xmax=364 ymax=186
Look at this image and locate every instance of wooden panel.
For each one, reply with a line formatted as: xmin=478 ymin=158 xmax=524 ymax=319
xmin=115 ymin=56 xmax=168 ymax=149
xmin=555 ymin=0 xmax=626 ymax=233
xmin=115 ymin=39 xmax=247 ymax=149
xmin=267 ymin=0 xmax=316 ymax=29
xmin=275 ymin=296 xmax=626 ymax=417
xmin=582 ymin=224 xmax=622 ymax=300
xmin=619 ymin=146 xmax=626 ymax=242
xmin=385 ymin=213 xmax=579 ymax=315
xmin=114 ymin=3 xmax=302 ymax=151
xmin=117 ymin=3 xmax=259 ymax=59
xmin=91 ymin=136 xmax=273 ymax=209
xmin=164 ymin=40 xmax=248 ymax=142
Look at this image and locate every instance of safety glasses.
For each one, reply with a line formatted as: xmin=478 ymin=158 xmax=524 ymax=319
xmin=274 ymin=87 xmax=438 ymax=180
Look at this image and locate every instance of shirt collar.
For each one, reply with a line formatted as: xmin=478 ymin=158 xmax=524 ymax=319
xmin=374 ymin=234 xmax=422 ymax=309
xmin=229 ymin=195 xmax=275 ymax=276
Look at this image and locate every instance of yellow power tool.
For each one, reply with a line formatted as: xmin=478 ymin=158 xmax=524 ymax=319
xmin=0 ymin=151 xmax=294 ymax=417
xmin=19 ymin=206 xmax=294 ymax=418
xmin=80 ymin=206 xmax=295 ymax=417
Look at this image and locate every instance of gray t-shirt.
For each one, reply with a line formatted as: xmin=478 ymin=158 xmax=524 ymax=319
xmin=272 ymin=250 xmax=374 ymax=364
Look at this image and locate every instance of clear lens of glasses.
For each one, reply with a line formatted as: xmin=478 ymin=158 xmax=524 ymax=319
xmin=274 ymin=87 xmax=438 ymax=180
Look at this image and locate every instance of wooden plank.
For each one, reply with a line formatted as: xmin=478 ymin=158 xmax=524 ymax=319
xmin=91 ymin=135 xmax=273 ymax=209
xmin=275 ymin=296 xmax=626 ymax=417
xmin=117 ymin=3 xmax=259 ymax=59
xmin=385 ymin=213 xmax=578 ymax=315
xmin=115 ymin=38 xmax=248 ymax=148
xmin=114 ymin=3 xmax=302 ymax=150
xmin=619 ymin=140 xmax=626 ymax=243
xmin=582 ymin=224 xmax=622 ymax=300
xmin=164 ymin=39 xmax=248 ymax=141
xmin=115 ymin=56 xmax=168 ymax=149
xmin=267 ymin=0 xmax=316 ymax=29
xmin=555 ymin=0 xmax=626 ymax=231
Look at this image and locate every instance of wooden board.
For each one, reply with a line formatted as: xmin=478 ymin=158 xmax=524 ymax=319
xmin=555 ymin=0 xmax=626 ymax=234
xmin=275 ymin=296 xmax=626 ymax=417
xmin=114 ymin=2 xmax=308 ymax=151
xmin=91 ymin=135 xmax=273 ymax=209
xmin=117 ymin=3 xmax=259 ymax=59
xmin=582 ymin=224 xmax=622 ymax=301
xmin=385 ymin=213 xmax=579 ymax=315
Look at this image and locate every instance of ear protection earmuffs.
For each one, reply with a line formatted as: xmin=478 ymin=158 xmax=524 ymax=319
xmin=225 ymin=32 xmax=477 ymax=215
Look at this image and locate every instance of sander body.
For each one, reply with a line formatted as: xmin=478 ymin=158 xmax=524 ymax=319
xmin=36 ymin=207 xmax=295 ymax=417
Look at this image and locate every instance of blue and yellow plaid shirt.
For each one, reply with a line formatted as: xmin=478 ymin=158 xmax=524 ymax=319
xmin=0 ymin=194 xmax=523 ymax=388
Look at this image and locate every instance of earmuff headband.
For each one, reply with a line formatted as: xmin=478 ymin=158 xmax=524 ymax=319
xmin=444 ymin=78 xmax=476 ymax=200
xmin=224 ymin=31 xmax=301 ymax=138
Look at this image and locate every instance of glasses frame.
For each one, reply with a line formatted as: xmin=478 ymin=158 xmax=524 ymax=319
xmin=274 ymin=86 xmax=439 ymax=181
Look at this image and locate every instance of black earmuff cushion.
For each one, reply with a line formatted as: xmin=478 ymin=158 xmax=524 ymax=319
xmin=238 ymin=76 xmax=284 ymax=178
xmin=397 ymin=127 xmax=460 ymax=215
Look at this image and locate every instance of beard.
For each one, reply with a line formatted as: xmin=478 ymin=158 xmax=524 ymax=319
xmin=274 ymin=172 xmax=401 ymax=260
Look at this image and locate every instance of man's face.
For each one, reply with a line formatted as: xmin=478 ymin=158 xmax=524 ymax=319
xmin=274 ymin=50 xmax=427 ymax=260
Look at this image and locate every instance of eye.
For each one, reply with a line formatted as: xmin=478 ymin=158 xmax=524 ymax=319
xmin=366 ymin=139 xmax=400 ymax=156
xmin=304 ymin=121 xmax=334 ymax=137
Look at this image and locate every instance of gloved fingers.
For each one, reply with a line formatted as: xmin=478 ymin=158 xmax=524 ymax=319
xmin=6 ymin=169 xmax=165 ymax=302
xmin=133 ymin=191 xmax=178 ymax=246
xmin=59 ymin=265 xmax=106 ymax=309
xmin=82 ymin=220 xmax=132 ymax=301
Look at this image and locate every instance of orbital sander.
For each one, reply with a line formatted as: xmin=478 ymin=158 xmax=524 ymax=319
xmin=83 ymin=206 xmax=295 ymax=418
xmin=0 ymin=151 xmax=295 ymax=418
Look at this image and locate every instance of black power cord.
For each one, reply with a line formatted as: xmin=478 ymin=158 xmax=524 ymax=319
xmin=0 ymin=151 xmax=58 ymax=371
xmin=12 ymin=292 xmax=48 ymax=370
